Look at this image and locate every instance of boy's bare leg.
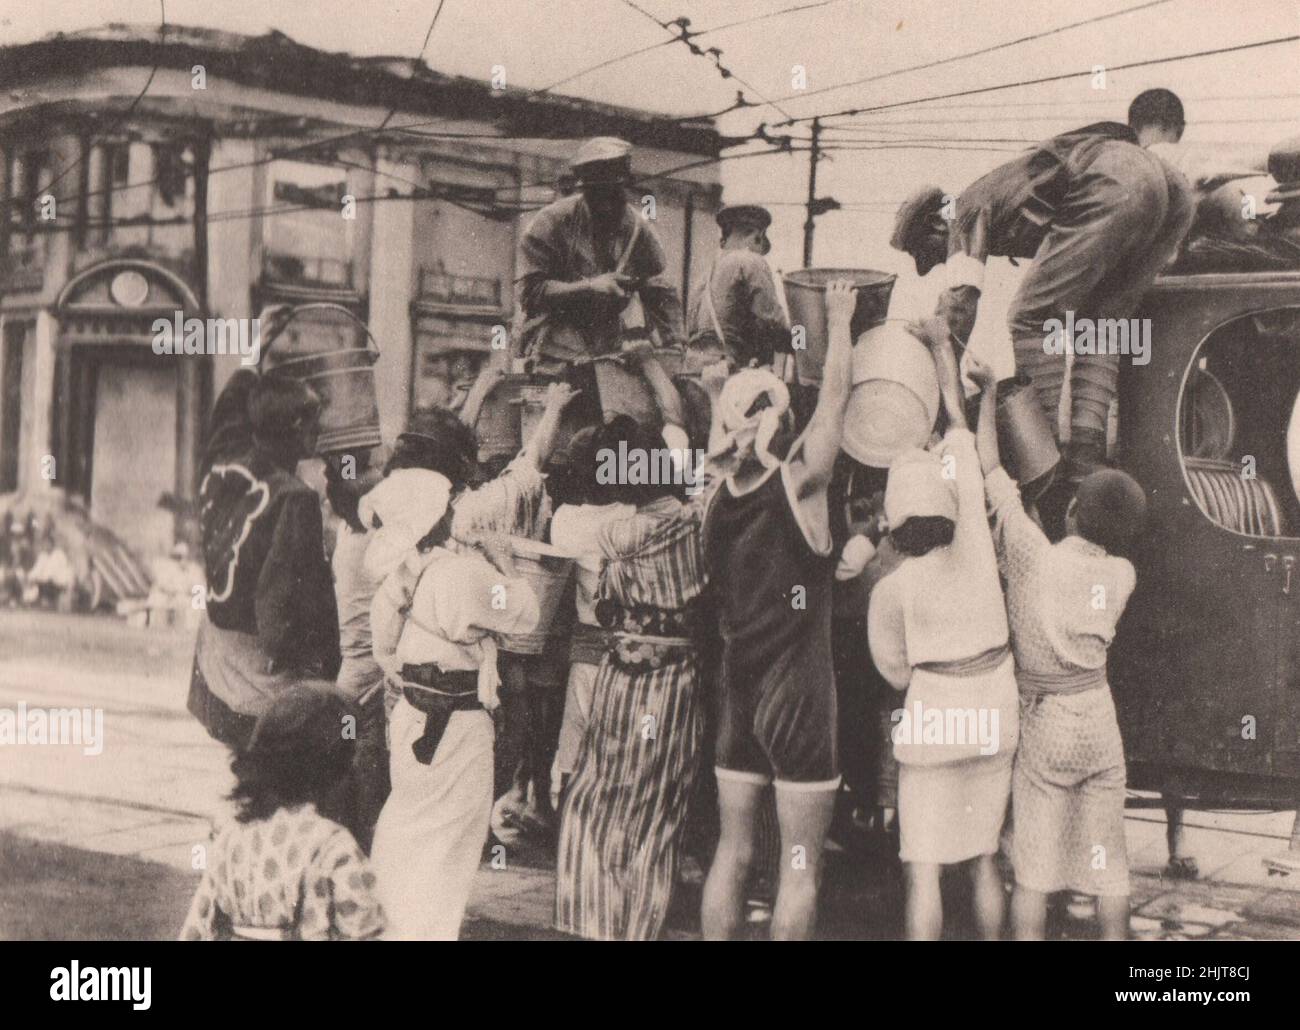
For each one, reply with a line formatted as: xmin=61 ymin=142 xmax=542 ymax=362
xmin=1011 ymin=884 xmax=1048 ymax=940
xmin=904 ymin=862 xmax=944 ymax=940
xmin=1097 ymin=894 xmax=1130 ymax=940
xmin=971 ymin=853 xmax=1006 ymax=940
xmin=701 ymin=777 xmax=765 ymax=940
xmin=771 ymin=785 xmax=837 ymax=940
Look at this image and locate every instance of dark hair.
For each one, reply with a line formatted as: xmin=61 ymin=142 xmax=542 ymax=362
xmin=589 ymin=414 xmax=683 ymax=506
xmin=1128 ymin=88 xmax=1185 ymax=137
xmin=829 ymin=454 xmax=888 ymax=552
xmin=322 ymin=449 xmax=374 ymax=533
xmin=386 ymin=407 xmax=479 ymax=490
xmin=228 ymin=684 xmax=353 ymax=824
xmin=247 ymin=374 xmax=320 ymax=442
xmin=891 ymin=515 xmax=955 ymax=557
xmin=1074 ymin=468 xmax=1147 ymax=555
xmin=547 ymin=426 xmax=600 ymax=508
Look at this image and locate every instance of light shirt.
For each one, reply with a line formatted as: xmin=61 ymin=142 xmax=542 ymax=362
xmin=984 ymin=466 xmax=1135 ymax=680
xmin=30 ymin=547 xmax=73 ymax=589
xmin=867 ymin=429 xmax=1009 ymax=690
xmin=371 ymin=546 xmax=539 ymax=674
xmin=333 ymin=523 xmax=382 ymax=698
xmin=686 ymin=248 xmax=790 ymax=367
xmin=551 ymin=502 xmax=635 ymax=626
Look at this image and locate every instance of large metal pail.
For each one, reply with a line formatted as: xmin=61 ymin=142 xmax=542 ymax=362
xmin=500 ymin=537 xmax=576 ymax=655
xmin=260 ymin=303 xmax=382 ymax=454
xmin=843 ymin=320 xmax=940 ymax=468
xmin=996 ymin=377 xmax=1061 ymax=490
xmin=783 ymin=268 xmax=897 ymax=383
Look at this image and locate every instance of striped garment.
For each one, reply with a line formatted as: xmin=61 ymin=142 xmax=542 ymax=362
xmin=555 ymin=496 xmax=707 ymax=941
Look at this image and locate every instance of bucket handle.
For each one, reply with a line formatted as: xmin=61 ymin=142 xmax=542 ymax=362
xmin=258 ymin=302 xmax=382 ymax=364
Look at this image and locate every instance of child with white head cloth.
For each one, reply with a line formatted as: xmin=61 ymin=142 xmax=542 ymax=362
xmin=361 ymin=467 xmax=540 ymax=940
xmin=867 ymin=318 xmax=1018 ymax=941
xmin=700 ymin=280 xmax=857 ymax=942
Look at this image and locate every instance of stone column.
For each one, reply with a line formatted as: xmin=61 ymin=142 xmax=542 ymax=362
xmin=368 ymin=154 xmax=416 ymax=447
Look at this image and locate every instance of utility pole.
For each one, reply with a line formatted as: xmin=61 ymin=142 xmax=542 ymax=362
xmin=802 ymin=118 xmax=839 ymax=268
xmin=802 ymin=118 xmax=821 ymax=268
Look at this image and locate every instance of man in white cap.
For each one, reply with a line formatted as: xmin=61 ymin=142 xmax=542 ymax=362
xmin=516 ymin=136 xmax=685 ymax=370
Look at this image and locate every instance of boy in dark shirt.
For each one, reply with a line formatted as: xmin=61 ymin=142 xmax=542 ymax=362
xmin=188 ymin=372 xmax=341 ymax=750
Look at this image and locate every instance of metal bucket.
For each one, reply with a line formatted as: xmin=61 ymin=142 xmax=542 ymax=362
xmin=260 ymin=303 xmax=382 ymax=454
xmin=593 ymin=356 xmax=661 ymax=425
xmin=500 ymin=537 xmax=575 ymax=655
xmin=474 ymin=374 xmax=525 ymax=461
xmin=783 ymin=268 xmax=897 ymax=383
xmin=996 ymin=377 xmax=1061 ymax=490
xmin=842 ymin=320 xmax=940 ymax=468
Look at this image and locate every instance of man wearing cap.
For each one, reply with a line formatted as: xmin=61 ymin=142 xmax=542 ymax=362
xmin=890 ymin=118 xmax=1194 ymax=496
xmin=516 ymin=137 xmax=685 ymax=369
xmin=687 ymin=204 xmax=790 ymax=371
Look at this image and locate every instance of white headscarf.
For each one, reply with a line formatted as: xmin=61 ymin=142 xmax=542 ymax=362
xmin=711 ymin=368 xmax=791 ymax=470
xmin=883 ymin=447 xmax=958 ymax=529
xmin=359 ymin=468 xmax=452 ymax=581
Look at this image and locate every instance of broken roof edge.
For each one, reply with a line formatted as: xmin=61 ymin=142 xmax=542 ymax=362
xmin=0 ymin=23 xmax=722 ymax=160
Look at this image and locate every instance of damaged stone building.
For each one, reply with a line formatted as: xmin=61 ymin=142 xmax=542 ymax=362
xmin=0 ymin=24 xmax=721 ymax=561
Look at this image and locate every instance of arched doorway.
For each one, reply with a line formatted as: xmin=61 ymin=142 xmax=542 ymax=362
xmin=54 ymin=259 xmax=202 ymax=557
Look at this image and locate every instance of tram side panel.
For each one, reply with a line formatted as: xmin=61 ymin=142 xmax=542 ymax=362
xmin=1112 ymin=274 xmax=1300 ymax=791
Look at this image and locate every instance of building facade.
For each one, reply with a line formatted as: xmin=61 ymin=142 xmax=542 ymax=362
xmin=0 ymin=25 xmax=722 ymax=557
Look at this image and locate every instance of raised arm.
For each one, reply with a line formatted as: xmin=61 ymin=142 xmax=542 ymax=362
xmin=913 ymin=315 xmax=968 ymax=432
xmin=967 ymin=354 xmax=1002 ymax=477
xmin=624 ymin=341 xmax=687 ymax=431
xmin=792 ymin=279 xmax=856 ymax=492
xmin=517 ymin=380 xmax=581 ymax=469
xmin=458 ymin=361 xmax=507 ymax=429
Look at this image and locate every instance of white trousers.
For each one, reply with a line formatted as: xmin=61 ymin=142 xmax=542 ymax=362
xmin=371 ymin=699 xmax=494 ymax=940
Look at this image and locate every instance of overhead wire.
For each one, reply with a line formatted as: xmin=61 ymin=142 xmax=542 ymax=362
xmin=764 ymin=0 xmax=1178 ymax=108
xmin=618 ymin=0 xmax=797 ymax=122
xmin=535 ymin=0 xmax=845 ymax=93
xmin=771 ymin=33 xmax=1300 ymax=126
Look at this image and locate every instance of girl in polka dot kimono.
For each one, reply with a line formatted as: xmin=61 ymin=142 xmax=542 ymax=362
xmin=180 ymin=685 xmax=385 ymax=941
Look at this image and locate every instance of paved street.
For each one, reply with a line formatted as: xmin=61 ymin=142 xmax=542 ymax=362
xmin=3 ymin=608 xmax=1300 ymax=941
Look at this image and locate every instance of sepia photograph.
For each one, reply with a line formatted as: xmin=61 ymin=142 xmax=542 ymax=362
xmin=0 ymin=0 xmax=1298 ymax=987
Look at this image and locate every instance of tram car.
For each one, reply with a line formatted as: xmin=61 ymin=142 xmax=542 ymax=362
xmin=1112 ymin=269 xmax=1300 ymax=857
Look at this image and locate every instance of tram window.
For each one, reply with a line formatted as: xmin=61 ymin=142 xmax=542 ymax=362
xmin=1177 ymin=307 xmax=1300 ymax=537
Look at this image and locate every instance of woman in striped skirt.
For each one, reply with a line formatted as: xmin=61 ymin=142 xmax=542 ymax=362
xmin=555 ymin=407 xmax=709 ymax=941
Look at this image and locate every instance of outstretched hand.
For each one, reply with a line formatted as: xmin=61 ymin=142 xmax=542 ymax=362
xmin=965 ymin=353 xmax=999 ymax=392
xmin=544 ymin=380 xmax=581 ymax=412
xmin=824 ymin=279 xmax=858 ymax=329
xmin=908 ymin=316 xmax=961 ymax=385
